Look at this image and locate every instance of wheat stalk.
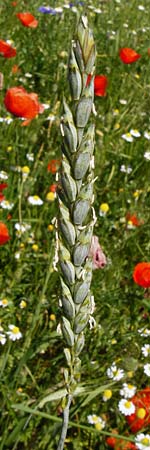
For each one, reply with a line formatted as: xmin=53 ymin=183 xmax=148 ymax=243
xmin=57 ymin=15 xmax=96 ymax=450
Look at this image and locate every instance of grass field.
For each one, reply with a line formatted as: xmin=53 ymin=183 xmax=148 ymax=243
xmin=0 ymin=1 xmax=150 ymax=449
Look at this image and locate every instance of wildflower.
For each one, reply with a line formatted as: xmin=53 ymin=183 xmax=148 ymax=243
xmin=106 ymin=435 xmax=137 ymax=449
xmin=89 ymin=235 xmax=107 ymax=269
xmin=0 ymin=222 xmax=10 ymax=245
xmin=144 ymin=364 xmax=150 ymax=377
xmin=7 ymin=324 xmax=22 ymax=341
xmin=141 ymin=345 xmax=150 ymax=357
xmin=28 ymin=195 xmax=43 ymax=205
xmin=12 ymin=64 xmax=20 ymax=74
xmin=133 ymin=190 xmax=142 ymax=200
xmin=121 ymin=133 xmax=133 ymax=142
xmin=14 ymin=222 xmax=31 ymax=234
xmin=32 ymin=244 xmax=39 ymax=252
xmin=0 ymin=298 xmax=9 ymax=308
xmin=133 ymin=262 xmax=150 ymax=288
xmin=87 ymin=74 xmax=108 ymax=96
xmin=102 ymin=389 xmax=112 ymax=401
xmin=130 ymin=129 xmax=141 ymax=137
xmin=0 ymin=183 xmax=8 ymax=191
xmin=126 ymin=388 xmax=150 ymax=432
xmin=119 ymin=99 xmax=127 ymax=105
xmin=47 ymin=159 xmax=61 ymax=173
xmin=4 ymin=87 xmax=44 ymax=123
xmin=119 ymin=48 xmax=141 ymax=64
xmin=138 ymin=328 xmax=150 ymax=337
xmin=126 ymin=213 xmax=143 ymax=227
xmin=144 ymin=151 xmax=150 ymax=160
xmin=87 ymin=414 xmax=105 ymax=430
xmin=26 ymin=153 xmax=34 ymax=162
xmin=0 ymin=171 xmax=8 ymax=180
xmin=118 ymin=399 xmax=135 ymax=416
xmin=144 ymin=131 xmax=150 ymax=140
xmin=21 ymin=166 xmax=30 ymax=179
xmin=38 ymin=6 xmax=57 ymax=14
xmin=120 ymin=165 xmax=132 ymax=173
xmin=120 ymin=383 xmax=137 ymax=399
xmin=99 ymin=203 xmax=109 ymax=216
xmin=136 ymin=409 xmax=146 ymax=419
xmin=107 ymin=363 xmax=124 ymax=381
xmin=48 ymin=224 xmax=54 ymax=232
xmin=46 ymin=192 xmax=55 ymax=202
xmin=0 ymin=333 xmax=6 ymax=345
xmin=49 ymin=184 xmax=57 ymax=193
xmin=19 ymin=300 xmax=27 ymax=309
xmin=16 ymin=12 xmax=38 ymax=28
xmin=0 ymin=40 xmax=16 ymax=58
xmin=138 ymin=5 xmax=145 ymax=10
xmin=135 ymin=433 xmax=150 ymax=449
xmin=49 ymin=314 xmax=56 ymax=321
xmin=0 ymin=200 xmax=14 ymax=210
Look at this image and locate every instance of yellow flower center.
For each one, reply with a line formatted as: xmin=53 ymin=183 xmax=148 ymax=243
xmin=103 ymin=389 xmax=112 ymax=400
xmin=2 ymin=298 xmax=8 ymax=306
xmin=136 ymin=408 xmax=146 ymax=419
xmin=22 ymin=166 xmax=30 ymax=174
xmin=12 ymin=326 xmax=19 ymax=334
xmin=100 ymin=203 xmax=109 ymax=213
xmin=33 ymin=195 xmax=40 ymax=201
xmin=46 ymin=192 xmax=55 ymax=202
xmin=141 ymin=438 xmax=150 ymax=445
xmin=124 ymin=401 xmax=132 ymax=409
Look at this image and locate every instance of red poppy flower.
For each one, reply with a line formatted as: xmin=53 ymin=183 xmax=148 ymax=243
xmin=133 ymin=262 xmax=150 ymax=288
xmin=87 ymin=74 xmax=108 ymax=96
xmin=47 ymin=160 xmax=61 ymax=174
xmin=0 ymin=222 xmax=10 ymax=245
xmin=0 ymin=193 xmax=5 ymax=202
xmin=0 ymin=183 xmax=8 ymax=191
xmin=12 ymin=64 xmax=20 ymax=74
xmin=49 ymin=184 xmax=57 ymax=193
xmin=106 ymin=436 xmax=137 ymax=449
xmin=119 ymin=48 xmax=141 ymax=64
xmin=126 ymin=387 xmax=150 ymax=432
xmin=16 ymin=12 xmax=38 ymax=28
xmin=0 ymin=40 xmax=16 ymax=58
xmin=4 ymin=87 xmax=44 ymax=123
xmin=126 ymin=213 xmax=143 ymax=227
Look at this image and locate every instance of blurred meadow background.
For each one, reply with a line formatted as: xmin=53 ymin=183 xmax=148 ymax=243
xmin=0 ymin=0 xmax=150 ymax=449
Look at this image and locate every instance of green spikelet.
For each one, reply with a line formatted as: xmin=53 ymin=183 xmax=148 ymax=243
xmin=58 ymin=15 xmax=96 ymax=389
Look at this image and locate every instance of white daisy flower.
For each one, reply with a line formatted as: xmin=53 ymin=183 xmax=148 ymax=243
xmin=107 ymin=363 xmax=124 ymax=381
xmin=0 ymin=171 xmax=8 ymax=180
xmin=118 ymin=398 xmax=135 ymax=416
xmin=15 ymin=223 xmax=31 ymax=234
xmin=144 ymin=363 xmax=150 ymax=377
xmin=144 ymin=152 xmax=150 ymax=161
xmin=0 ymin=200 xmax=14 ymax=210
xmin=144 ymin=131 xmax=150 ymax=140
xmin=87 ymin=414 xmax=105 ymax=430
xmin=7 ymin=325 xmax=22 ymax=341
xmin=138 ymin=5 xmax=145 ymax=10
xmin=121 ymin=133 xmax=133 ymax=142
xmin=120 ymin=164 xmax=132 ymax=173
xmin=0 ymin=298 xmax=9 ymax=308
xmin=119 ymin=99 xmax=127 ymax=105
xmin=26 ymin=153 xmax=34 ymax=162
xmin=0 ymin=333 xmax=6 ymax=345
xmin=14 ymin=252 xmax=21 ymax=260
xmin=138 ymin=328 xmax=150 ymax=337
xmin=120 ymin=383 xmax=137 ymax=398
xmin=135 ymin=433 xmax=150 ymax=450
xmin=28 ymin=195 xmax=43 ymax=206
xmin=130 ymin=129 xmax=141 ymax=138
xmin=141 ymin=344 xmax=150 ymax=357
